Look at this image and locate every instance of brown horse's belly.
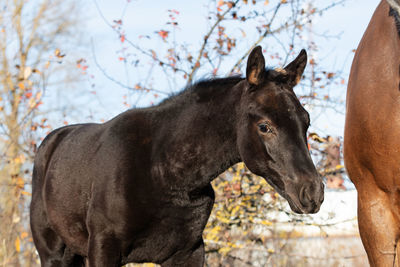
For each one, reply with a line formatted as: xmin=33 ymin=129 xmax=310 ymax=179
xmin=345 ymin=74 xmax=400 ymax=193
xmin=345 ymin=92 xmax=400 ymax=190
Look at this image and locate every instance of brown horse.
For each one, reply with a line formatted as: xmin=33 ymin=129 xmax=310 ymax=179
xmin=344 ymin=0 xmax=400 ymax=266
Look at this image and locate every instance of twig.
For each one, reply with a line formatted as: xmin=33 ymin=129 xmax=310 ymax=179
xmin=228 ymin=3 xmax=282 ymax=74
xmin=186 ymin=0 xmax=240 ymax=85
xmin=92 ymin=0 xmax=188 ymax=76
xmin=90 ymin=40 xmax=167 ymax=95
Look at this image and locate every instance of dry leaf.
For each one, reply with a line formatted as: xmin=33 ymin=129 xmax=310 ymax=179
xmin=15 ymin=237 xmax=20 ymax=252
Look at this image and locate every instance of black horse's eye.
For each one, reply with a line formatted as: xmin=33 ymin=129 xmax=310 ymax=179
xmin=258 ymin=123 xmax=271 ymax=133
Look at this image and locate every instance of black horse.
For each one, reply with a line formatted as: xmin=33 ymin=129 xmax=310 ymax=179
xmin=30 ymin=46 xmax=324 ymax=267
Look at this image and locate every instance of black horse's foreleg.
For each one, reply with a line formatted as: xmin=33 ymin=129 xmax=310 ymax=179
xmin=87 ymin=232 xmax=121 ymax=267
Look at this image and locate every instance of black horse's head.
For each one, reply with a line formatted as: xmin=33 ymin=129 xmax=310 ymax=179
xmin=237 ymin=46 xmax=324 ymax=214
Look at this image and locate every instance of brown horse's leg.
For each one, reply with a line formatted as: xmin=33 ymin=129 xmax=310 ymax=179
xmin=397 ymin=240 xmax=400 ymax=267
xmin=357 ymin=188 xmax=400 ymax=267
xmin=161 ymin=240 xmax=205 ymax=267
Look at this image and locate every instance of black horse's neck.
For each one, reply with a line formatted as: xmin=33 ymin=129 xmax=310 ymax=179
xmin=151 ymin=77 xmax=244 ymax=189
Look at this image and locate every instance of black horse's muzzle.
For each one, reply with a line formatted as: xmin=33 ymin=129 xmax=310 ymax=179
xmin=286 ymin=179 xmax=324 ymax=214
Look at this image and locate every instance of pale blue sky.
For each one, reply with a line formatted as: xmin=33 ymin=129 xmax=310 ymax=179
xmin=71 ymin=0 xmax=379 ymax=137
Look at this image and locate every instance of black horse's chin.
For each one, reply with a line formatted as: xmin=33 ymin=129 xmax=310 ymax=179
xmin=272 ymin=187 xmax=305 ymax=214
xmin=285 ymin=197 xmax=306 ymax=214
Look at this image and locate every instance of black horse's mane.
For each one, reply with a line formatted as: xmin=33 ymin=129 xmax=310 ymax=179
xmin=157 ymin=68 xmax=285 ymax=107
xmin=158 ymin=75 xmax=244 ymax=106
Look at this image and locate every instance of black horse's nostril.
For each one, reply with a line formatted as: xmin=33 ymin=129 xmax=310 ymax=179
xmin=299 ymin=186 xmax=311 ymax=210
xmin=319 ymin=182 xmax=325 ymax=203
xmin=293 ymin=179 xmax=325 ymax=214
xmin=298 ymin=183 xmax=323 ymax=213
xmin=299 ymin=185 xmax=313 ymax=207
xmin=306 ymin=188 xmax=313 ymax=202
xmin=299 ymin=186 xmax=306 ymax=203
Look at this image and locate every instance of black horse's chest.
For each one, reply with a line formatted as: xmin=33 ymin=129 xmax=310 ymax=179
xmin=124 ymin=189 xmax=214 ymax=264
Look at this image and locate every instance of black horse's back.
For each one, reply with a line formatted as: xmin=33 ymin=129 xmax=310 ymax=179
xmin=32 ymin=123 xmax=101 ymax=195
xmin=32 ymin=125 xmax=79 ymax=186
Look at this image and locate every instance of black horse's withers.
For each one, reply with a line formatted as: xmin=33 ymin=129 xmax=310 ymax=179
xmin=30 ymin=46 xmax=324 ymax=267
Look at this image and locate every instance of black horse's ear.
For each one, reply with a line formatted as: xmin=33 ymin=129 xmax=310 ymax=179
xmin=246 ymin=46 xmax=265 ymax=86
xmin=284 ymin=49 xmax=307 ymax=85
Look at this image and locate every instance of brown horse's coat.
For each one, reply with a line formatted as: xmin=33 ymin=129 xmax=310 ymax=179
xmin=344 ymin=0 xmax=400 ymax=266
